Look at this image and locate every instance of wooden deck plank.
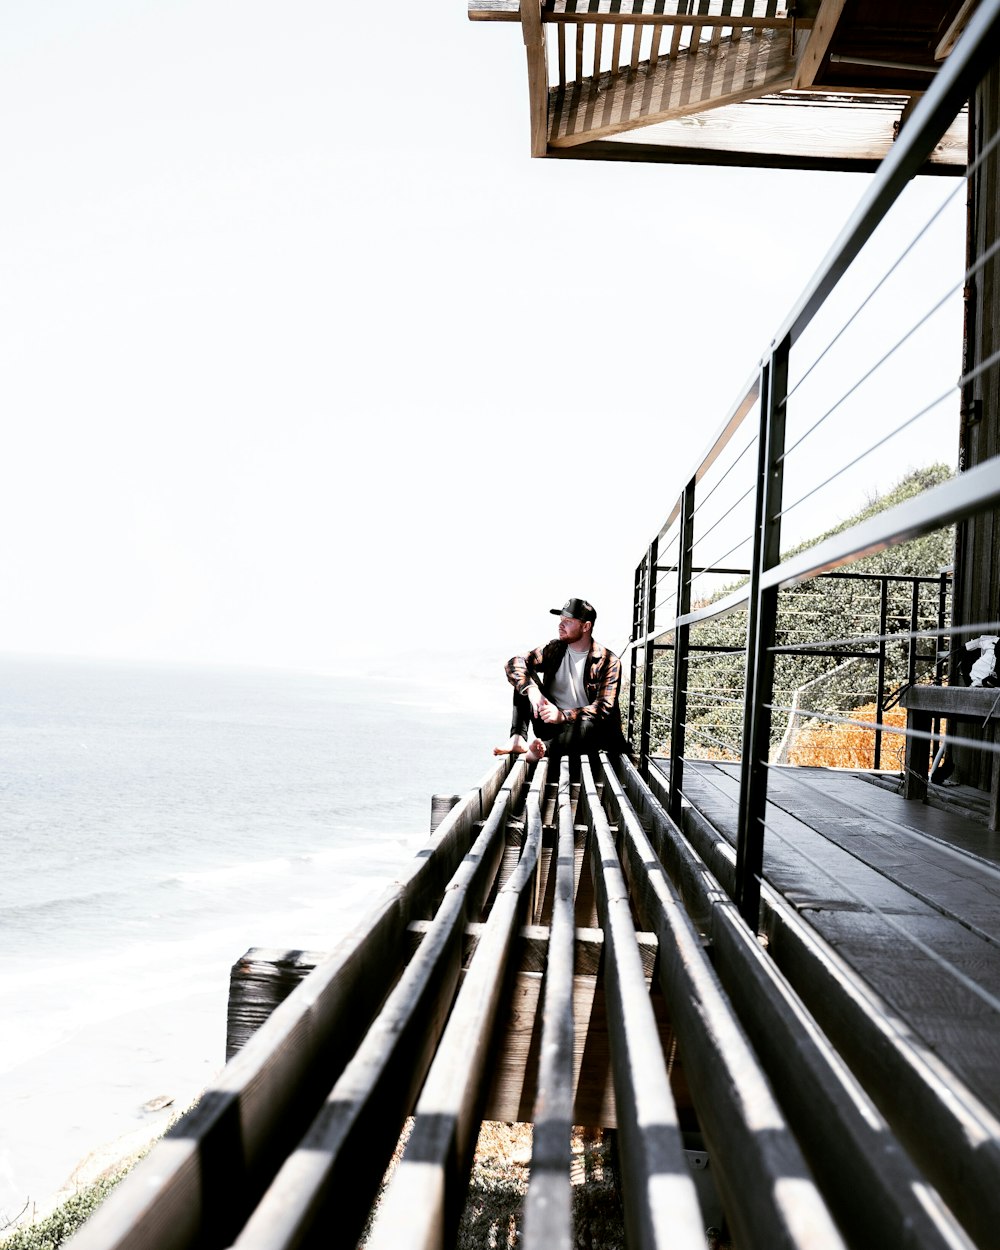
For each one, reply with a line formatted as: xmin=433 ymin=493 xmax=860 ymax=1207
xmin=616 ymin=756 xmax=975 ymax=1250
xmin=662 ymin=759 xmax=1000 ymax=1245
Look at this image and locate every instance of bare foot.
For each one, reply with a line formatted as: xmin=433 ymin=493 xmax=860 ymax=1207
xmin=494 ymin=734 xmax=528 ymax=757
xmin=526 ymin=739 xmax=546 ymax=762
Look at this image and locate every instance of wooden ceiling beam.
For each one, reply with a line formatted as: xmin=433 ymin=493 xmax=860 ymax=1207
xmin=936 ymin=0 xmax=981 ymax=59
xmin=792 ymin=0 xmax=848 ymax=89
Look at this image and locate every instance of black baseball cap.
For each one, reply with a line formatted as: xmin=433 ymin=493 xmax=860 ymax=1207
xmin=550 ymin=597 xmax=596 ymax=624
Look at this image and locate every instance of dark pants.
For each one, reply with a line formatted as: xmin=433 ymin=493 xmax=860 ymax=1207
xmin=509 ymin=691 xmax=629 ymax=762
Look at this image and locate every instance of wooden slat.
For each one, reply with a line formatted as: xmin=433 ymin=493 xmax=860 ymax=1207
xmin=629 ymin=17 xmax=643 ymax=75
xmin=67 ymin=757 xmax=517 ymax=1250
xmin=611 ymin=22 xmax=623 ymax=76
xmin=649 ymin=21 xmax=663 ymax=67
xmin=616 ymin=756 xmax=976 ymax=1250
xmin=557 ymin=20 xmax=567 ymax=86
xmin=364 ymin=762 xmax=550 ymax=1250
xmin=792 ymin=0 xmax=849 ymax=90
xmin=522 ymin=761 xmax=576 ymax=1250
xmin=578 ymin=757 xmax=706 ymax=1250
xmin=600 ymin=758 xmax=848 ymax=1250
xmin=548 ymin=25 xmax=801 ymax=147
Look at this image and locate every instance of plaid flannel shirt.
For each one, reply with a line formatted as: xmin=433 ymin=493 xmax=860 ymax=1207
xmin=505 ymin=639 xmax=622 ymax=724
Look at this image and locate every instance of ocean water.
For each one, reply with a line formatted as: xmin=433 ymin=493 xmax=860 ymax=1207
xmin=0 ymin=656 xmax=503 ymax=1221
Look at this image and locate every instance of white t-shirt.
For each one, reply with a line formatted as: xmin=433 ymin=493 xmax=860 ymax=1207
xmin=549 ymin=647 xmax=590 ymax=712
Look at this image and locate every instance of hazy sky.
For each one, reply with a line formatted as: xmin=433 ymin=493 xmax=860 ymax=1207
xmin=0 ymin=1 xmax=965 ymax=688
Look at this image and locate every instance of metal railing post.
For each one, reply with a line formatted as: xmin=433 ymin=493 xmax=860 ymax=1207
xmin=639 ymin=538 xmax=659 ymax=776
xmin=907 ymin=579 xmax=921 ymax=688
xmin=874 ymin=576 xmax=889 ymax=769
xmin=735 ymin=339 xmax=789 ymax=929
xmin=669 ymin=480 xmax=696 ymax=822
xmin=627 ymin=561 xmax=643 ymax=745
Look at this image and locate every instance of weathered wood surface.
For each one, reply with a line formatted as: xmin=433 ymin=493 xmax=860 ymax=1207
xmin=363 ymin=762 xmax=550 ymax=1250
xmin=667 ymin=758 xmax=1000 ymax=1248
xmin=581 ymin=99 xmax=968 ymax=171
xmin=68 ymin=739 xmax=1000 ymax=1249
xmin=522 ymin=758 xmax=575 ymax=1250
xmin=67 ymin=756 xmax=517 ymax=1250
xmin=603 ymin=761 xmax=850 ymax=1250
xmin=228 ymin=922 xmax=673 ymax=1130
xmin=548 ymin=26 xmax=804 ymax=147
xmin=620 ymin=756 xmax=974 ymax=1250
xmin=578 ymin=757 xmax=707 ymax=1250
xmin=229 ymin=762 xmax=529 ymax=1250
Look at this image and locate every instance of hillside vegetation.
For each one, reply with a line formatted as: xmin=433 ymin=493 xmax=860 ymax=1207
xmin=647 ymin=465 xmax=954 ymax=768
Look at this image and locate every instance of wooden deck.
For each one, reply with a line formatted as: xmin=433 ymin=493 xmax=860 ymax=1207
xmin=666 ymin=757 xmax=1000 ymax=1248
xmin=66 ymin=751 xmax=999 ymax=1250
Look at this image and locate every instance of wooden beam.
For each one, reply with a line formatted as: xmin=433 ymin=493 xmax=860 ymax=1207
xmin=792 ymin=0 xmax=848 ymax=89
xmin=600 ymin=758 xmax=848 ymax=1250
xmin=937 ymin=0 xmax=985 ymax=60
xmin=522 ymin=762 xmax=577 ymax=1250
xmin=520 ymin=0 xmax=550 ymax=156
xmin=225 ymin=767 xmax=525 ymax=1250
xmin=364 ymin=762 xmax=550 ymax=1250
xmin=578 ymin=758 xmax=707 ymax=1250
xmin=66 ymin=757 xmax=518 ymax=1250
xmin=548 ymin=26 xmax=802 ymax=148
xmin=546 ymin=95 xmax=968 ymax=172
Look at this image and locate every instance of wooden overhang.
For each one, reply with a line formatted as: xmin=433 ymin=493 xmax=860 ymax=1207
xmin=469 ymin=0 xmax=976 ymax=172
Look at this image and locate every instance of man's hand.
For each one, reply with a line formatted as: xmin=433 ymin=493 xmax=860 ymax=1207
xmin=536 ymin=697 xmax=565 ymax=725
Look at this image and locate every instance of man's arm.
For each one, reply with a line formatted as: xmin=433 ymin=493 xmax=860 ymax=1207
xmin=505 ymin=646 xmax=546 ymax=695
xmin=506 ymin=645 xmax=553 ymax=717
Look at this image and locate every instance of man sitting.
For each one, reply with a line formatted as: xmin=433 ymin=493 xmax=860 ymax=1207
xmin=495 ymin=597 xmax=628 ymax=762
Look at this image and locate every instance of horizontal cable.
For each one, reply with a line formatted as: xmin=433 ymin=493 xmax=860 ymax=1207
xmin=690 ymin=477 xmax=758 ymax=553
xmin=689 ymin=534 xmax=755 ymax=589
xmin=785 ymin=177 xmax=967 ymax=405
xmin=770 ymin=618 xmax=1000 ymax=654
xmin=779 ymin=276 xmax=962 ymax=470
xmin=776 ymin=389 xmax=954 ymax=523
xmin=690 ymin=431 xmax=758 ymax=522
xmin=763 ymin=702 xmax=1000 ymax=757
xmin=683 ymin=723 xmax=743 ymax=758
xmin=652 ymin=464 xmax=1000 ymax=639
